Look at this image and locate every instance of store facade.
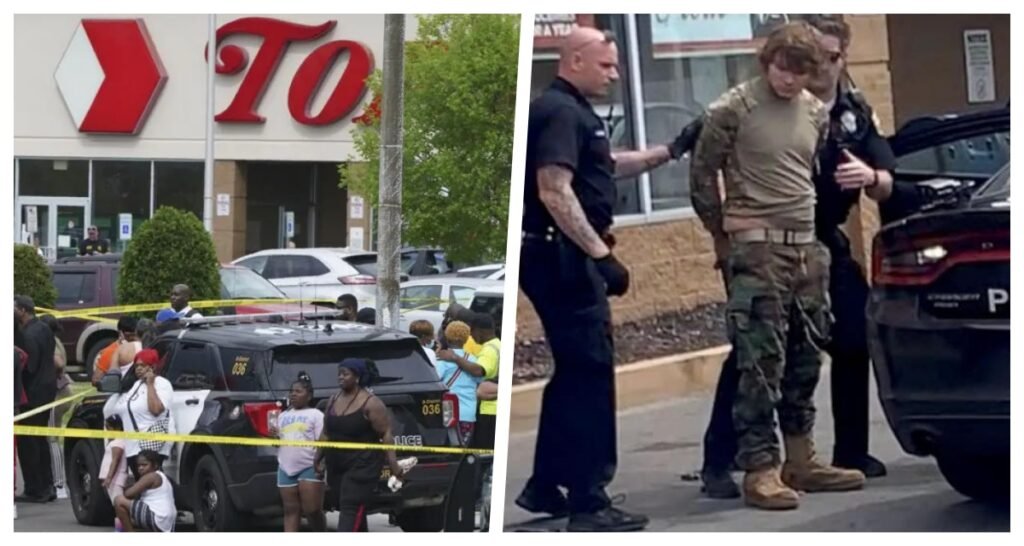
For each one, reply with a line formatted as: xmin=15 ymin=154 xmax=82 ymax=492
xmin=12 ymin=14 xmax=412 ymax=261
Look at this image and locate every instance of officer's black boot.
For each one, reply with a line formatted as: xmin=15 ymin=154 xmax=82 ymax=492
xmin=832 ymin=453 xmax=887 ymax=478
xmin=567 ymin=507 xmax=649 ymax=532
xmin=515 ymin=479 xmax=569 ymax=518
xmin=701 ymin=467 xmax=741 ymax=499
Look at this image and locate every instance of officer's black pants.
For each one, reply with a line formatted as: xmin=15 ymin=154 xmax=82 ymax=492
xmin=520 ymin=239 xmax=615 ymax=514
xmin=702 ymin=251 xmax=872 ymax=470
xmin=17 ymin=409 xmax=55 ymax=498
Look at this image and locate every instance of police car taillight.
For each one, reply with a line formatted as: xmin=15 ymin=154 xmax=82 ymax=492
xmin=442 ymin=393 xmax=459 ymax=429
xmin=872 ymin=228 xmax=1010 ymax=286
xmin=243 ymin=402 xmax=281 ymax=437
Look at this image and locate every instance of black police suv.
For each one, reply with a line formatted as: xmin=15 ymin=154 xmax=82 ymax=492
xmin=64 ymin=314 xmax=468 ymax=531
xmin=868 ymin=106 xmax=1010 ymax=502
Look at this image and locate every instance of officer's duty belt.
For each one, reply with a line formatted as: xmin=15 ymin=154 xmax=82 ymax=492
xmin=522 ymin=226 xmax=559 ymax=243
xmin=730 ymin=228 xmax=815 ymax=245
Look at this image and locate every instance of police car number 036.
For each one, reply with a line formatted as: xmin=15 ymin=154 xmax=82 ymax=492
xmin=421 ymin=399 xmax=441 ymax=416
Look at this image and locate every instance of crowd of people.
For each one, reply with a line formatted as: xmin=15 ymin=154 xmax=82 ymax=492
xmin=15 ymin=281 xmax=502 ymax=532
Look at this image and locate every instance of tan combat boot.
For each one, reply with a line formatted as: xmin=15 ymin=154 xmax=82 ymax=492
xmin=781 ymin=434 xmax=866 ymax=492
xmin=743 ymin=466 xmax=800 ymax=510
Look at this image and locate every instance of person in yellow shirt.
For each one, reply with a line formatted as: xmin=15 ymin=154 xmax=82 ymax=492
xmin=436 ymin=312 xmax=499 ymax=449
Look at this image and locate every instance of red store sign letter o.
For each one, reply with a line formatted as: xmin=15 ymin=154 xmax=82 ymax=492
xmin=288 ymin=40 xmax=374 ymax=126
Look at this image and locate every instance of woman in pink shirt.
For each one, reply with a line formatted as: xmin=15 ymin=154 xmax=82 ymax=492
xmin=272 ymin=372 xmax=326 ymax=532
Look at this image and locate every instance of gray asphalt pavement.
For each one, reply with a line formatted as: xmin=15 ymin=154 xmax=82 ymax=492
xmin=12 ymin=497 xmax=396 ymax=532
xmin=504 ymin=368 xmax=1010 ymax=532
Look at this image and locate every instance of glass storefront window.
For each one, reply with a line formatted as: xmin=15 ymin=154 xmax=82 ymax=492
xmin=636 ymin=15 xmax=758 ymax=212
xmin=531 ymin=14 xmax=641 ymax=216
xmin=155 ymin=162 xmax=203 ymax=220
xmin=92 ymin=160 xmax=151 ymax=250
xmin=18 ymin=159 xmax=88 ymax=197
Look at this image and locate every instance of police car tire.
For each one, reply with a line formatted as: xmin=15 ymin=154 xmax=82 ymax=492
xmin=192 ymin=454 xmax=244 ymax=531
xmin=68 ymin=437 xmax=114 ymax=526
xmin=936 ymin=452 xmax=1009 ymax=504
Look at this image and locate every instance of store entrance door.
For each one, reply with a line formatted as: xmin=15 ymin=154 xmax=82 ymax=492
xmin=15 ymin=197 xmax=90 ymax=263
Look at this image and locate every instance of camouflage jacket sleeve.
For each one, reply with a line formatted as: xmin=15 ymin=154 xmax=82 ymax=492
xmin=689 ymin=91 xmax=741 ymax=239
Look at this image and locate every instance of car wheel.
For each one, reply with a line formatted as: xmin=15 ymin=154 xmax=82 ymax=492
xmin=935 ymin=451 xmax=1009 ymax=503
xmin=395 ymin=503 xmax=446 ymax=532
xmin=191 ymin=454 xmax=244 ymax=531
xmin=84 ymin=335 xmax=116 ymax=380
xmin=67 ymin=439 xmax=114 ymax=526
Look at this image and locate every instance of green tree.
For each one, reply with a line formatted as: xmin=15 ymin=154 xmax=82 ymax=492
xmin=118 ymin=206 xmax=220 ymax=306
xmin=342 ymin=14 xmax=519 ymax=264
xmin=14 ymin=244 xmax=57 ymax=308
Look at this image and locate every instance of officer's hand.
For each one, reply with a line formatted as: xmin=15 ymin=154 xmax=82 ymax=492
xmin=835 ymin=149 xmax=876 ymax=189
xmin=667 ymin=118 xmax=704 ymax=160
xmin=713 ymin=237 xmax=731 ymax=270
xmin=594 ymin=253 xmax=630 ymax=296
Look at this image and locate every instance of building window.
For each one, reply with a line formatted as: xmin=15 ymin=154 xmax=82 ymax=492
xmin=531 ymin=14 xmax=641 ymax=216
xmin=17 ymin=159 xmax=89 ymax=197
xmin=636 ymin=15 xmax=759 ymax=212
xmin=155 ymin=162 xmax=203 ymax=220
xmin=92 ymin=160 xmax=151 ymax=249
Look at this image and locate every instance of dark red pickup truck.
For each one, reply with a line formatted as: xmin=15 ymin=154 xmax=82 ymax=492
xmin=49 ymin=255 xmax=299 ymax=378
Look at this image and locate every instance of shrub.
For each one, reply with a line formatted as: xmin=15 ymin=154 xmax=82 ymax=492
xmin=14 ymin=244 xmax=57 ymax=308
xmin=118 ymin=207 xmax=220 ymax=306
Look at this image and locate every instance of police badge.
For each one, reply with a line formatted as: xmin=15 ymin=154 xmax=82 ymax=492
xmin=840 ymin=110 xmax=858 ymax=135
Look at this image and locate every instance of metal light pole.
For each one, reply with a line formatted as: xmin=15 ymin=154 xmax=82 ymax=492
xmin=203 ymin=14 xmax=216 ymax=232
xmin=376 ymin=14 xmax=405 ymax=328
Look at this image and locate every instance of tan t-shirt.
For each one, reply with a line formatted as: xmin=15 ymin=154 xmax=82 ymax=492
xmin=704 ymin=77 xmax=828 ymax=232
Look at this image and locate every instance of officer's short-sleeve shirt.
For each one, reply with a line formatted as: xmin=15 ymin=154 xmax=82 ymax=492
xmin=815 ymin=87 xmax=897 ymax=243
xmin=524 ymin=78 xmax=617 ymax=235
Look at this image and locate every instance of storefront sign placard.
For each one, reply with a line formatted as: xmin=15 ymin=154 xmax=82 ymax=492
xmin=963 ymin=29 xmax=996 ymax=103
xmin=350 ymin=196 xmax=364 ymax=220
xmin=119 ymin=213 xmax=133 ymax=240
xmin=534 ymin=14 xmax=596 ymax=51
xmin=650 ymin=14 xmax=817 ymax=58
xmin=349 ymin=226 xmax=364 ymax=251
xmin=285 ymin=211 xmax=295 ymax=238
xmin=25 ymin=206 xmax=38 ymax=234
xmin=216 ymin=193 xmax=231 ymax=216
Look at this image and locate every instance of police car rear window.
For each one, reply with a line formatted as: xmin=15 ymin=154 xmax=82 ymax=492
xmin=270 ymin=340 xmax=439 ymax=392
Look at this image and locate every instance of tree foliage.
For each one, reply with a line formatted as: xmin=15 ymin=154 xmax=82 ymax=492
xmin=342 ymin=14 xmax=520 ymax=263
xmin=14 ymin=244 xmax=56 ymax=308
xmin=118 ymin=207 xmax=220 ymax=306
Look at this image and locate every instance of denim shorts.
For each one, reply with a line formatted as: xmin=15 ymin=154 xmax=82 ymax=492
xmin=277 ymin=466 xmax=321 ymax=488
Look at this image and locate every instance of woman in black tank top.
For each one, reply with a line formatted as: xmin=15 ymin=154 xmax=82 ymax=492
xmin=314 ymin=358 xmax=404 ymax=532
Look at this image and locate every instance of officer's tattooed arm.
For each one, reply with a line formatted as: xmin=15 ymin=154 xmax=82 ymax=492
xmin=537 ymin=165 xmax=610 ymax=259
xmin=689 ymin=105 xmax=737 ymax=241
xmin=611 ymin=146 xmax=672 ymax=179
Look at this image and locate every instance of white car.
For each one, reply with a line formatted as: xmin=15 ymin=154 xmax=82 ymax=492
xmin=456 ymin=263 xmax=505 ymax=280
xmin=398 ymin=277 xmax=504 ymax=334
xmin=231 ymin=248 xmax=379 ymax=306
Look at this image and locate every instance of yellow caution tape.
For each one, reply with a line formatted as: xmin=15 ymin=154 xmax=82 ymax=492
xmin=38 ymin=297 xmax=454 ymax=322
xmin=14 ymin=388 xmax=97 ymax=423
xmin=13 ymin=425 xmax=492 ymax=456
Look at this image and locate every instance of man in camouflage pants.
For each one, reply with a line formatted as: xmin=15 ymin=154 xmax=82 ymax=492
xmin=689 ymin=22 xmax=865 ymax=510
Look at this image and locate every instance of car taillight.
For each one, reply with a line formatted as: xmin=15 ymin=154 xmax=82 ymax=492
xmin=339 ymin=275 xmax=376 ymax=285
xmin=872 ymin=228 xmax=1010 ymax=286
xmin=442 ymin=393 xmax=459 ymax=429
xmin=243 ymin=402 xmax=281 ymax=437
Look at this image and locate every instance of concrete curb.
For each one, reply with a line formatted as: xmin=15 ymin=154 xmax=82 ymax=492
xmin=510 ymin=345 xmax=732 ymax=433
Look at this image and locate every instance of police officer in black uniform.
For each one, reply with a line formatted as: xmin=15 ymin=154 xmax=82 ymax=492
xmin=517 ymin=26 xmax=693 ymax=532
xmin=696 ymin=17 xmax=898 ymax=498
